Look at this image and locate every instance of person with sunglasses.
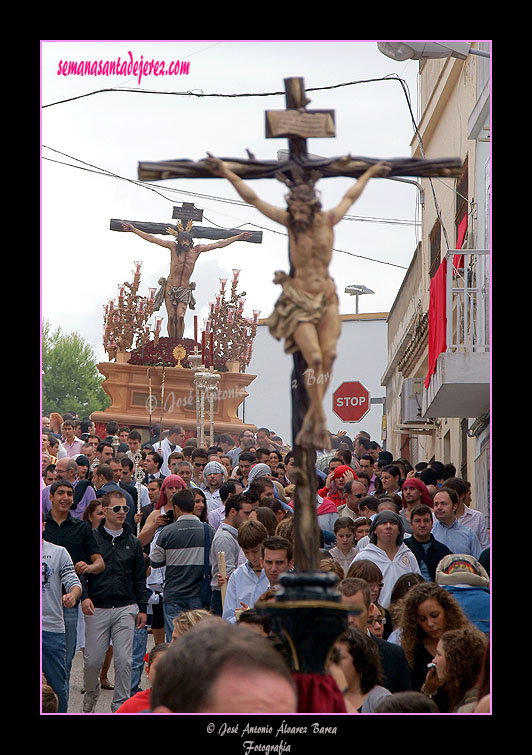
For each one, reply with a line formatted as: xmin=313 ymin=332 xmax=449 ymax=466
xmin=318 ymin=464 xmax=356 ymax=508
xmin=337 ymin=479 xmax=367 ymax=521
xmin=80 ymin=490 xmax=149 ymax=713
xmin=367 ymin=603 xmax=387 ymax=639
xmin=190 ymin=448 xmax=209 ymax=488
xmin=93 ymin=463 xmax=136 ymax=530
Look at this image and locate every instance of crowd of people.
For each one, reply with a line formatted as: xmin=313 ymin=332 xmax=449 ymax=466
xmin=41 ymin=413 xmax=490 ymax=715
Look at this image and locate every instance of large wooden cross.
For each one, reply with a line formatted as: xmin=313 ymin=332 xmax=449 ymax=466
xmin=137 ymin=77 xmax=462 ymax=185
xmin=135 ymin=77 xmax=462 ymax=576
xmin=110 ymin=201 xmax=263 ymax=243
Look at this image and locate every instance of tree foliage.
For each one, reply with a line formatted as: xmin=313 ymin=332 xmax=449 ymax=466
xmin=42 ymin=320 xmax=110 ymax=416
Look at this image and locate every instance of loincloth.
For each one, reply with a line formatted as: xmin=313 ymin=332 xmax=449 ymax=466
xmin=153 ymin=278 xmax=196 ymax=311
xmin=264 ymin=271 xmax=327 ymax=354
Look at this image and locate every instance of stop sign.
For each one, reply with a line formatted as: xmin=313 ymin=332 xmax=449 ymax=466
xmin=332 ymin=381 xmax=370 ymax=422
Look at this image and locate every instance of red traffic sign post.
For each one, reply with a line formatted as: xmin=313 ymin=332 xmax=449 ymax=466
xmin=332 ymin=381 xmax=371 ymax=423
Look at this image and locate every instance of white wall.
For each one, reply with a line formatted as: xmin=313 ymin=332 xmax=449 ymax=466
xmin=243 ymin=315 xmax=388 ymax=447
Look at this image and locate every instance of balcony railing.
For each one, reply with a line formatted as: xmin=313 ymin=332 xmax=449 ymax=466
xmin=446 ymin=249 xmax=490 ymax=353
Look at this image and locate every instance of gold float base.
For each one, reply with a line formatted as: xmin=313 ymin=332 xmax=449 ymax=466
xmin=91 ymin=360 xmax=257 ymax=435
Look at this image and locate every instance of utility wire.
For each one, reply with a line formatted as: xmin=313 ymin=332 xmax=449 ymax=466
xmin=42 ymin=145 xmax=419 ymax=224
xmin=201 ymin=215 xmax=408 ymax=270
xmin=42 ymin=146 xmax=414 ymax=268
xmin=392 ymin=75 xmax=453 ymax=252
xmin=43 ymin=73 xmax=453 ymax=250
xmin=42 ymin=74 xmax=409 ymax=108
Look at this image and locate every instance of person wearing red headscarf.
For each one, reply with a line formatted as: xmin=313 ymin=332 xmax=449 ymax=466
xmin=317 ymin=464 xmax=358 ymax=508
xmin=155 ymin=474 xmax=187 ymax=510
xmin=400 ymin=477 xmax=433 ymax=534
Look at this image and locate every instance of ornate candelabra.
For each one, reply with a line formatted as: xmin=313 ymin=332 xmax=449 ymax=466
xmin=205 ymin=369 xmax=221 ymax=447
xmin=193 ymin=367 xmax=210 ymax=449
xmin=201 ymin=269 xmax=260 ymax=372
xmin=102 ymin=261 xmax=157 ymax=360
xmin=191 ymin=358 xmax=221 ymax=449
xmin=133 ymin=448 xmax=145 ymax=535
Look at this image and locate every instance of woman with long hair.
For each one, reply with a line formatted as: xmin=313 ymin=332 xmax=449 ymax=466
xmin=82 ymin=500 xmax=105 ymax=529
xmin=387 ymin=572 xmax=425 ymax=642
xmin=399 ymin=582 xmax=471 ymax=712
xmin=333 ymin=627 xmax=392 ymax=713
xmin=192 ymin=488 xmax=208 ymax=522
xmin=432 ymin=626 xmax=488 ymax=712
xmin=49 ymin=412 xmax=64 ymax=437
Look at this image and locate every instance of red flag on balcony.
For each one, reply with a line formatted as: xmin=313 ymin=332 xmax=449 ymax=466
xmin=425 ymin=258 xmax=447 ymax=389
xmin=452 ymin=214 xmax=467 ymax=274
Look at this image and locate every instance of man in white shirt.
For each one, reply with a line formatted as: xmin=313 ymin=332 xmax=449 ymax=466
xmin=202 ymin=460 xmax=227 ymax=514
xmin=223 ymin=520 xmax=270 ymax=623
xmin=260 ymin=536 xmax=293 ymax=587
xmin=60 ymin=419 xmax=85 ymax=458
xmin=442 ymin=477 xmax=489 ymax=550
xmin=126 ymin=430 xmax=143 ymax=463
xmin=207 ymin=480 xmax=244 ymax=532
xmin=158 ymin=426 xmax=186 ymax=476
xmin=431 ymin=487 xmax=482 ymax=560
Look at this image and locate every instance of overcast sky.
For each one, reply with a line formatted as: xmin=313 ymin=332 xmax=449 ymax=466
xmin=41 ymin=40 xmax=422 ymax=371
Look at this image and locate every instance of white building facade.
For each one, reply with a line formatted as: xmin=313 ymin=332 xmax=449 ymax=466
xmin=380 ymin=43 xmax=490 ymax=523
xmin=243 ymin=313 xmax=388 ymax=448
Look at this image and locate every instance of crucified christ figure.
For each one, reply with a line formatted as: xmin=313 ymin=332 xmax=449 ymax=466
xmin=205 ymin=156 xmax=391 ymax=448
xmin=121 ymin=222 xmax=251 ymax=340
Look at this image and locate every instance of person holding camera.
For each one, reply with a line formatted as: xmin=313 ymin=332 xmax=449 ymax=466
xmin=134 ymin=475 xmax=189 ymax=643
xmin=150 ymin=488 xmax=214 ymax=642
xmin=137 ymin=475 xmax=187 ymax=547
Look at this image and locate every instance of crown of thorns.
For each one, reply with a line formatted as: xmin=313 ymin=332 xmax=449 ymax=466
xmin=275 ymin=164 xmax=322 ymax=204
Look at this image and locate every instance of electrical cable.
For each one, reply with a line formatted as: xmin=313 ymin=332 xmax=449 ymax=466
xmin=392 ymin=75 xmax=454 ymax=252
xmin=42 ymin=147 xmax=411 ymax=269
xmin=43 ymin=71 xmax=460 ymax=254
xmin=42 ymin=74 xmax=410 ymax=109
xmin=42 ymin=70 xmax=443 ymax=272
xmin=201 ymin=215 xmax=408 ymax=270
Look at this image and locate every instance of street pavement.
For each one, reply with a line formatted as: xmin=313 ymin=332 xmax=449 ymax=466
xmin=67 ymin=633 xmax=156 ymax=713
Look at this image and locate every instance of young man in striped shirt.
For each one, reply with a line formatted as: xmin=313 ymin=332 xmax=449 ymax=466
xmin=150 ymin=488 xmax=214 ymax=641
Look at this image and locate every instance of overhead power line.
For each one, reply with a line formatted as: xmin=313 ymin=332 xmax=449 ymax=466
xmin=42 ymin=75 xmax=409 ymax=108
xmin=42 ymin=146 xmax=411 ymax=269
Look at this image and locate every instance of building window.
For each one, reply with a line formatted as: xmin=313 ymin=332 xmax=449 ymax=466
xmin=455 ymin=156 xmax=469 ymax=241
xmin=429 ymin=219 xmax=441 ymax=278
xmin=460 ymin=418 xmax=468 ymax=479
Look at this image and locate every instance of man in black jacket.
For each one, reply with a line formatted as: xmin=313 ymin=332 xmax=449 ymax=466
xmin=80 ymin=490 xmax=149 ymax=713
xmin=403 ymin=504 xmax=453 ymax=582
xmin=93 ymin=463 xmax=136 ymax=529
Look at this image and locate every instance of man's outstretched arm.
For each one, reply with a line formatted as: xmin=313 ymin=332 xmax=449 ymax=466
xmin=121 ymin=221 xmax=175 ymax=249
xmin=328 ymin=161 xmax=392 ymax=225
xmin=197 ymin=231 xmax=253 ymax=253
xmin=204 ymin=156 xmax=288 ymax=227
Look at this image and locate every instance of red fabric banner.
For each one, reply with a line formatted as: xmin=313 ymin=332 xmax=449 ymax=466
xmin=453 ymin=214 xmax=467 ymax=273
xmin=424 ymin=258 xmax=447 ymax=389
